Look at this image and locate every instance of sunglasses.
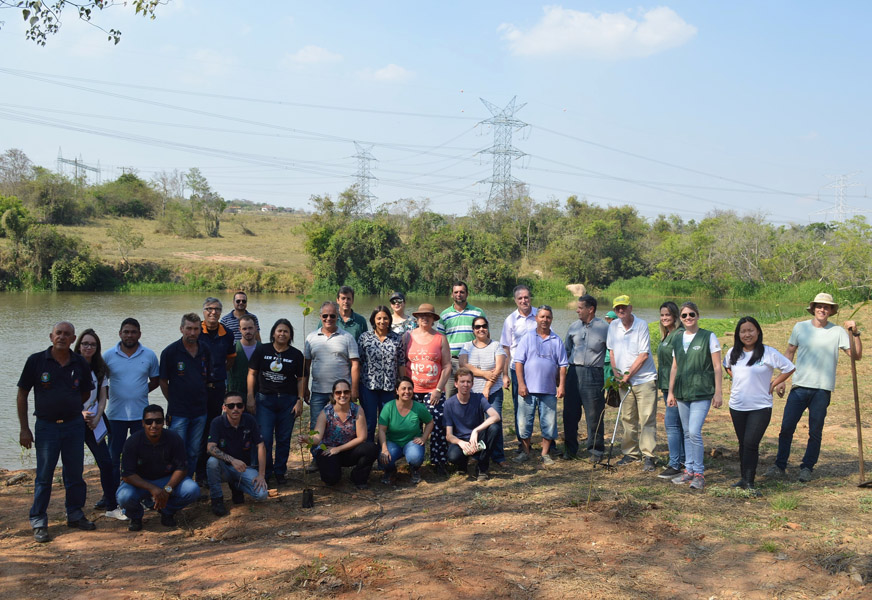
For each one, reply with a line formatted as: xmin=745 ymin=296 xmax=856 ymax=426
xmin=234 ymin=299 xmax=247 ymax=304
xmin=334 ymin=390 xmax=351 ymax=396
xmin=390 ymin=299 xmax=404 ymax=304
xmin=681 ymin=312 xmax=697 ymax=319
xmin=321 ymin=314 xmax=337 ymax=320
xmin=143 ymin=418 xmax=164 ymax=426
xmin=225 ymin=402 xmax=244 ymax=410
xmin=473 ymin=324 xmax=488 ymax=330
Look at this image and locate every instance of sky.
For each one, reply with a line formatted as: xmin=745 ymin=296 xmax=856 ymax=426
xmin=1 ymin=1 xmax=870 ymax=224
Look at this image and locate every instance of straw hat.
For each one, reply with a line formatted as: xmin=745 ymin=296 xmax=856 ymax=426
xmin=412 ymin=303 xmax=440 ymax=320
xmin=807 ymin=292 xmax=839 ymax=315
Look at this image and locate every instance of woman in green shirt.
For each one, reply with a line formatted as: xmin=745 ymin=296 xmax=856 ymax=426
xmin=377 ymin=376 xmax=434 ymax=485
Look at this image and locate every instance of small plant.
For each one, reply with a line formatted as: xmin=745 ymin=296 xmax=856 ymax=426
xmin=759 ymin=540 xmax=780 ymax=553
xmin=299 ymin=291 xmax=314 ymax=334
xmin=859 ymin=496 xmax=872 ymax=514
xmin=769 ymin=493 xmax=799 ymax=511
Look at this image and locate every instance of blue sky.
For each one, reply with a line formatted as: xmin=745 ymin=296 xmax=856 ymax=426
xmin=1 ymin=1 xmax=870 ymax=223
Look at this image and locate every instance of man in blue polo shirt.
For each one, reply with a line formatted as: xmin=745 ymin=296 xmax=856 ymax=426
xmin=444 ymin=368 xmax=502 ymax=481
xmin=160 ymin=313 xmax=212 ymax=477
xmin=17 ymin=321 xmax=96 ymax=542
xmin=102 ymin=317 xmax=160 ymax=508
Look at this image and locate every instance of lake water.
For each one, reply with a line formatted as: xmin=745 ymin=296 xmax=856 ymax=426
xmin=1 ymin=290 xmax=776 ymax=469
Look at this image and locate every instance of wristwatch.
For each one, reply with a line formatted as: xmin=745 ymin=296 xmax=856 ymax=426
xmin=164 ymin=485 xmax=173 ymax=494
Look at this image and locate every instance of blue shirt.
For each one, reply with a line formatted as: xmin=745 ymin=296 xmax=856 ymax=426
xmin=159 ymin=338 xmax=211 ymax=418
xmin=220 ymin=311 xmax=261 ymax=343
xmin=444 ymin=392 xmax=493 ymax=442
xmin=103 ymin=343 xmax=160 ymax=421
xmin=514 ymin=330 xmax=569 ymax=395
xmin=199 ymin=322 xmax=237 ymax=382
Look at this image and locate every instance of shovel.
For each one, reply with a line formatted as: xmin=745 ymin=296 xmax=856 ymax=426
xmin=597 ymin=386 xmax=632 ymax=472
xmin=848 ymin=327 xmax=872 ymax=488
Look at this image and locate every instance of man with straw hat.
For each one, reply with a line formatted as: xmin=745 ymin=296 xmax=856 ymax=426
xmin=766 ymin=292 xmax=861 ymax=483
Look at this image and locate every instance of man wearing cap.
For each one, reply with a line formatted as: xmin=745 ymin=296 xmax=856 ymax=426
xmin=437 ymin=281 xmax=485 ymax=398
xmin=767 ymin=293 xmax=861 ymax=482
xmin=500 ymin=284 xmax=538 ymax=458
xmin=606 ymin=295 xmax=659 ymax=471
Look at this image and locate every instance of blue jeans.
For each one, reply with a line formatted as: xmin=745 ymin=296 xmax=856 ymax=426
xmin=116 ymin=475 xmax=200 ymax=520
xmin=256 ymin=392 xmax=296 ymax=477
xmin=517 ymin=393 xmax=558 ymax=441
xmin=360 ymin=387 xmax=396 ymax=443
xmin=309 ymin=392 xmax=330 ymax=429
xmin=108 ymin=419 xmax=142 ymax=492
xmin=564 ymin=365 xmax=606 ymax=456
xmin=676 ymin=399 xmax=712 ymax=475
xmin=510 ymin=369 xmax=522 ymax=447
xmin=30 ymin=418 xmax=86 ymax=528
xmin=487 ymin=389 xmax=506 ymax=463
xmin=85 ymin=424 xmax=117 ymax=510
xmin=168 ymin=414 xmax=207 ymax=476
xmin=206 ymin=457 xmax=268 ymax=501
xmin=382 ymin=439 xmax=426 ymax=471
xmin=775 ymin=386 xmax=831 ymax=471
xmin=662 ymin=390 xmax=686 ymax=470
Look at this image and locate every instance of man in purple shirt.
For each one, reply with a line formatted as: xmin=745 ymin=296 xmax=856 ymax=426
xmin=513 ymin=306 xmax=568 ymax=466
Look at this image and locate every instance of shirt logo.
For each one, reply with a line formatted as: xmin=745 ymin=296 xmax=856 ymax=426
xmin=40 ymin=372 xmax=51 ymax=383
xmin=177 ymin=362 xmax=186 ymax=373
xmin=691 ymin=345 xmax=702 ymax=351
xmin=270 ymin=358 xmax=283 ymax=372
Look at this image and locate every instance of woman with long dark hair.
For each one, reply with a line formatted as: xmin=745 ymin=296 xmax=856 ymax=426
xmin=247 ymin=318 xmax=304 ymax=485
xmin=656 ymin=301 xmax=686 ymax=480
xmin=358 ymin=305 xmax=406 ymax=443
xmin=75 ymin=329 xmax=125 ymax=520
xmin=724 ymin=317 xmax=794 ymax=495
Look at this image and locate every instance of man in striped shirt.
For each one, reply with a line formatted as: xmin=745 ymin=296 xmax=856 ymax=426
xmin=437 ymin=280 xmax=485 ymax=397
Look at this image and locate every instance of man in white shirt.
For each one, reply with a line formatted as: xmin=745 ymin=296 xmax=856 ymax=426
xmin=606 ymin=295 xmax=658 ymax=471
xmin=500 ymin=285 xmax=538 ymax=457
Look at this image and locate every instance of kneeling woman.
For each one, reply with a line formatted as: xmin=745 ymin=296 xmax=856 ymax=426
xmin=301 ymin=379 xmax=378 ymax=489
xmin=724 ymin=317 xmax=794 ymax=494
xmin=378 ymin=376 xmax=435 ymax=485
xmin=667 ymin=302 xmax=723 ymax=491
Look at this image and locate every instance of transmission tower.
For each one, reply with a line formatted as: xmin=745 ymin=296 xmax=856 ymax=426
xmin=57 ymin=147 xmax=102 ymax=184
xmin=811 ymin=172 xmax=863 ymax=222
xmin=353 ymin=142 xmax=378 ymax=212
xmin=478 ymin=96 xmax=528 ymax=205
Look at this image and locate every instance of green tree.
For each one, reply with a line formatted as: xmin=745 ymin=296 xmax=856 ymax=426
xmin=107 ymin=221 xmax=145 ymax=273
xmin=186 ymin=168 xmax=225 ymax=237
xmin=91 ymin=173 xmax=161 ymax=218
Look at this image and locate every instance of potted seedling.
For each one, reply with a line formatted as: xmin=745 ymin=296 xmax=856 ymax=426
xmin=298 ymin=420 xmax=325 ymax=508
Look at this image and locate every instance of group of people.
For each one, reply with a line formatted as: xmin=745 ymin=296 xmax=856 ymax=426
xmin=16 ymin=283 xmax=860 ymax=543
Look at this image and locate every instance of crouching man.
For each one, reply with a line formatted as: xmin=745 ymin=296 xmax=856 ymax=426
xmin=207 ymin=392 xmax=268 ymax=516
xmin=444 ymin=368 xmax=502 ymax=481
xmin=117 ymin=404 xmax=200 ymax=531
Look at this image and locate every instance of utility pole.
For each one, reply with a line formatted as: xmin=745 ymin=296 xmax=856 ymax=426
xmin=57 ymin=147 xmax=101 ymax=184
xmin=812 ymin=173 xmax=863 ymax=223
xmin=478 ymin=96 xmax=528 ymax=207
xmin=353 ymin=141 xmax=377 ymax=213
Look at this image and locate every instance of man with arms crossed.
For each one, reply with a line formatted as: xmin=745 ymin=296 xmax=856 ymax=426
xmin=767 ymin=293 xmax=861 ymax=482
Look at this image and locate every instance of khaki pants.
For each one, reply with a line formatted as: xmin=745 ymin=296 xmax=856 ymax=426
xmin=620 ymin=380 xmax=658 ymax=459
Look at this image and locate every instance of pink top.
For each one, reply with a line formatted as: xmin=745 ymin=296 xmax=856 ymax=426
xmin=406 ymin=332 xmax=445 ymax=393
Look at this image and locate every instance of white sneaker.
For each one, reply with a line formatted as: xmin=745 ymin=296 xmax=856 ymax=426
xmin=105 ymin=507 xmax=128 ymax=521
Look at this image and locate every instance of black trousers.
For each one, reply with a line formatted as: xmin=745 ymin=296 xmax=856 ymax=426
xmin=315 ymin=441 xmax=378 ymax=486
xmin=197 ymin=383 xmax=226 ymax=479
xmin=564 ymin=365 xmax=606 ymax=456
xmin=446 ymin=422 xmax=500 ymax=473
xmin=730 ymin=407 xmax=771 ymax=485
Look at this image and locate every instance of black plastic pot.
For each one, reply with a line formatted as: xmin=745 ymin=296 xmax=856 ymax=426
xmin=301 ymin=488 xmax=314 ymax=508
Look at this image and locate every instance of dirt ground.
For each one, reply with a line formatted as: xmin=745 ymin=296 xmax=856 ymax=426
xmin=3 ymin=309 xmax=872 ymax=599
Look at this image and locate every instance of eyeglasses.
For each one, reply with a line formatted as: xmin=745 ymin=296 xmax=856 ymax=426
xmin=681 ymin=312 xmax=697 ymax=319
xmin=321 ymin=314 xmax=337 ymax=320
xmin=225 ymin=402 xmax=244 ymax=410
xmin=473 ymin=324 xmax=488 ymax=330
xmin=204 ymin=307 xmax=221 ymax=313
xmin=80 ymin=342 xmax=97 ymax=348
xmin=143 ymin=418 xmax=164 ymax=426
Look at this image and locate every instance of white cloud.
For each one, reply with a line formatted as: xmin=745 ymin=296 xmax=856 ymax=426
xmin=500 ymin=5 xmax=697 ymax=60
xmin=359 ymin=64 xmax=414 ymax=82
xmin=281 ymin=45 xmax=343 ymax=67
xmin=174 ymin=48 xmax=239 ymax=85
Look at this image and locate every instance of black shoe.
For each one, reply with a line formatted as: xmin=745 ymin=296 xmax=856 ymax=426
xmin=435 ymin=464 xmax=449 ymax=478
xmin=616 ymin=455 xmax=639 ymax=466
xmin=642 ymin=457 xmax=656 ymax=472
xmin=275 ymin=473 xmax=287 ymax=485
xmin=548 ymin=444 xmax=560 ymax=455
xmin=355 ymin=482 xmax=370 ymax=490
xmin=410 ymin=467 xmax=422 ymax=485
xmin=33 ymin=527 xmax=50 ymax=543
xmin=67 ymin=517 xmax=96 ymax=531
xmin=95 ymin=496 xmax=108 ymax=510
xmin=128 ymin=518 xmax=143 ymax=532
xmin=658 ymin=466 xmax=682 ymax=479
xmin=231 ymin=487 xmax=245 ymax=505
xmin=731 ymin=479 xmax=749 ymax=489
xmin=561 ymin=452 xmax=578 ymax=461
xmin=160 ymin=512 xmax=177 ymax=528
xmin=211 ymin=498 xmax=228 ymax=517
xmin=589 ymin=454 xmax=603 ymax=465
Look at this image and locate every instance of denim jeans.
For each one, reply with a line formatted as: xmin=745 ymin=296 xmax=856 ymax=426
xmin=731 ymin=407 xmax=771 ymax=485
xmin=85 ymin=425 xmax=118 ymax=510
xmin=446 ymin=422 xmax=501 ymax=473
xmin=168 ymin=414 xmax=208 ymax=476
xmin=30 ymin=418 xmax=86 ymax=528
xmin=564 ymin=365 xmax=606 ymax=456
xmin=206 ymin=456 xmax=268 ymax=501
xmin=775 ymin=386 xmax=831 ymax=471
xmin=360 ymin=387 xmax=396 ymax=443
xmin=487 ymin=389 xmax=506 ymax=463
xmin=510 ymin=369 xmax=522 ymax=448
xmin=309 ymin=392 xmax=331 ymax=429
xmin=517 ymin=393 xmax=558 ymax=441
xmin=116 ymin=475 xmax=200 ymax=520
xmin=256 ymin=392 xmax=297 ymax=477
xmin=383 ymin=439 xmax=426 ymax=471
xmin=662 ymin=390 xmax=686 ymax=470
xmin=108 ymin=419 xmax=142 ymax=491
xmin=314 ymin=441 xmax=378 ymax=485
xmin=676 ymin=399 xmax=712 ymax=475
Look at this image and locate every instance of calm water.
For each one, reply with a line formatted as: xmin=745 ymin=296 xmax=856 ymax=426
xmin=1 ymin=290 xmax=771 ymax=469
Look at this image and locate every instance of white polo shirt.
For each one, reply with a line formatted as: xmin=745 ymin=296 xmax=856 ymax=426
xmin=500 ymin=307 xmax=538 ymax=366
xmin=606 ymin=315 xmax=657 ymax=385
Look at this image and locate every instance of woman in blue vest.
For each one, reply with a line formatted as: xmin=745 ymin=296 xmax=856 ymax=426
xmin=666 ymin=301 xmax=723 ymax=491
